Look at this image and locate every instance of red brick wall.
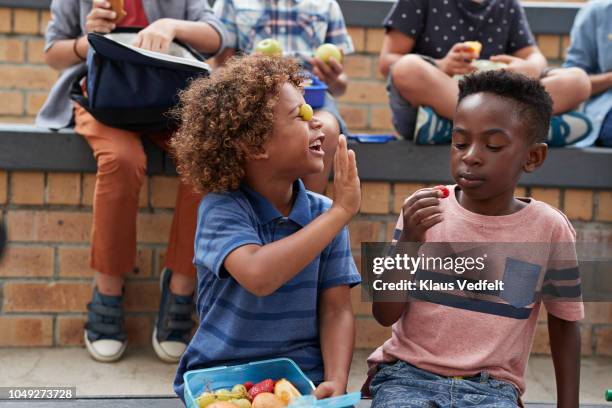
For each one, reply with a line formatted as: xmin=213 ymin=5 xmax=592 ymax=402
xmin=1 ymin=171 xmax=611 ymax=355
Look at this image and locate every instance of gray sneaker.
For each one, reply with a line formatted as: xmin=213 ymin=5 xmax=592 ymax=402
xmin=152 ymin=268 xmax=195 ymax=363
xmin=84 ymin=287 xmax=127 ymax=362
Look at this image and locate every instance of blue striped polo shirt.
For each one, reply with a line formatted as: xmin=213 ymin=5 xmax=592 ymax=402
xmin=174 ymin=179 xmax=361 ymax=399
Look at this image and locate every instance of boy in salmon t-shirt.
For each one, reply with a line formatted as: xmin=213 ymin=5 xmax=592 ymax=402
xmin=367 ymin=70 xmax=583 ymax=407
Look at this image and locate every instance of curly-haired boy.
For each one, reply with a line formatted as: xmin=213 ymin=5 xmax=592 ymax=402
xmin=171 ymin=54 xmax=362 ymax=401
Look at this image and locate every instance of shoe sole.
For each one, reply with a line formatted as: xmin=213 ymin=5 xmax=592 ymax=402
xmin=152 ymin=268 xmax=181 ymax=363
xmin=152 ymin=327 xmax=181 ymax=363
xmin=84 ymin=332 xmax=127 ymax=363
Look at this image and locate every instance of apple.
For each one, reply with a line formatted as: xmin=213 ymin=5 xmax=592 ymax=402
xmin=255 ymin=39 xmax=283 ymax=56
xmin=315 ymin=43 xmax=343 ymax=64
xmin=299 ymin=103 xmax=313 ymax=121
xmin=464 ymin=41 xmax=482 ymax=58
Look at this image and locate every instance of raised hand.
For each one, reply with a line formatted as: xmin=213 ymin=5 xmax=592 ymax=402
xmin=331 ymin=135 xmax=360 ymax=219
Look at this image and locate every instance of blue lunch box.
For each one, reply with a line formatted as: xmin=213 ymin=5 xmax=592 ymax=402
xmin=183 ymin=358 xmax=360 ymax=408
xmin=304 ymin=74 xmax=328 ymax=109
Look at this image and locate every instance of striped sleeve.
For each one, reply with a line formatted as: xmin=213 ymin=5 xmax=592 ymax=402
xmin=213 ymin=0 xmax=239 ymax=50
xmin=542 ymin=213 xmax=584 ymax=321
xmin=324 ymin=1 xmax=354 ymax=54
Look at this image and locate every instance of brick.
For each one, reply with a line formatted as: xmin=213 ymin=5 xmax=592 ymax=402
xmin=0 ymin=91 xmax=23 ymax=115
xmin=125 ymin=315 xmax=153 ymax=346
xmin=537 ymin=35 xmax=561 ymax=60
xmin=561 ymin=35 xmax=571 ymax=60
xmin=0 ymin=115 xmax=35 ymax=124
xmin=136 ymin=212 xmax=173 ymax=244
xmin=6 ymin=210 xmax=92 ymax=242
xmin=0 ymin=9 xmax=11 ymax=33
xmin=344 ymin=55 xmax=373 ymax=79
xmin=11 ymin=171 xmax=44 ymax=204
xmin=564 ymin=189 xmax=592 ymax=221
xmin=338 ymin=105 xmax=367 ymax=129
xmin=0 ymin=170 xmax=7 ymax=203
xmin=347 ymin=27 xmax=365 ymax=53
xmin=370 ymin=106 xmax=392 ymax=130
xmin=59 ymin=315 xmax=153 ymax=346
xmin=25 ymin=91 xmax=47 ymax=115
xmin=351 ymin=285 xmax=372 ymax=316
xmin=0 ymin=65 xmax=58 ymax=89
xmin=124 ymin=281 xmax=160 ymax=312
xmin=155 ymin=248 xmax=167 ymax=277
xmin=0 ymin=38 xmax=24 ymax=62
xmin=151 ymin=176 xmax=179 ymax=208
xmin=366 ymin=28 xmax=385 ymax=54
xmin=139 ymin=176 xmax=149 ymax=208
xmin=81 ymin=173 xmax=96 ymax=206
xmin=355 ymin=318 xmax=391 ymax=348
xmin=393 ymin=183 xmax=426 ymax=214
xmin=340 ymin=80 xmax=388 ymax=104
xmin=39 ymin=10 xmax=51 ymax=35
xmin=57 ymin=316 xmax=86 ymax=346
xmin=58 ymin=247 xmax=95 ymax=277
xmin=47 ymin=173 xmax=81 ymax=205
xmin=361 ymin=182 xmax=390 ymax=214
xmin=530 ymin=322 xmax=551 ymax=354
xmin=58 ymin=246 xmax=152 ymax=278
xmin=349 ymin=220 xmax=382 ymax=248
xmin=594 ymin=326 xmax=612 ymax=356
xmin=580 ymin=324 xmax=593 ymax=357
xmin=584 ymin=302 xmax=612 ymax=324
xmin=529 ymin=187 xmax=560 ymax=209
xmin=596 ymin=191 xmax=612 ymax=221
xmin=0 ymin=246 xmax=54 ymax=277
xmin=0 ymin=316 xmax=53 ymax=346
xmin=3 ymin=282 xmax=91 ymax=312
xmin=13 ymin=9 xmax=39 ymax=34
xmin=514 ymin=186 xmax=527 ymax=198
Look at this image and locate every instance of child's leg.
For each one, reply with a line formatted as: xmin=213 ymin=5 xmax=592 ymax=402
xmin=390 ymin=54 xmax=459 ymax=120
xmin=74 ymin=104 xmax=146 ymax=290
xmin=369 ymin=361 xmax=451 ymax=408
xmin=302 ymin=109 xmax=340 ymax=194
xmin=540 ymin=67 xmax=591 ymax=114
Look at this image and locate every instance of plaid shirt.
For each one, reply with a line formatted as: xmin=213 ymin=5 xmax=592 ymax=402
xmin=213 ymin=0 xmax=354 ymax=59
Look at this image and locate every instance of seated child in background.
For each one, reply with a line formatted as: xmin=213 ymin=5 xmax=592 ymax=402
xmin=367 ymin=70 xmax=583 ymax=407
xmin=170 ymin=54 xmax=362 ymax=401
xmin=212 ymin=0 xmax=354 ymax=194
xmin=379 ymin=0 xmax=592 ymax=145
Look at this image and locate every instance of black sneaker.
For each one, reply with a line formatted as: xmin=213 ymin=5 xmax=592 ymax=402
xmin=152 ymin=268 xmax=195 ymax=363
xmin=84 ymin=286 xmax=127 ymax=362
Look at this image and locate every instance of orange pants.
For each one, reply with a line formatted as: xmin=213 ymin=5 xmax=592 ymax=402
xmin=74 ymin=104 xmax=201 ymax=278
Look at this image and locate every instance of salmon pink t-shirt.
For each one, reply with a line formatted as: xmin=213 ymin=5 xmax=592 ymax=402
xmin=367 ymin=185 xmax=584 ymax=395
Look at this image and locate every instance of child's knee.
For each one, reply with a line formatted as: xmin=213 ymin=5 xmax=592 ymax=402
xmin=391 ymin=54 xmax=436 ymax=92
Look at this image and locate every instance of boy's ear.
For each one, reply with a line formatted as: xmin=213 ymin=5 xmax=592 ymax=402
xmin=523 ymin=142 xmax=548 ymax=173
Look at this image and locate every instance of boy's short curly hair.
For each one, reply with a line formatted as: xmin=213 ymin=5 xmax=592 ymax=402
xmin=457 ymin=70 xmax=553 ymax=144
xmin=170 ymin=54 xmax=304 ymax=193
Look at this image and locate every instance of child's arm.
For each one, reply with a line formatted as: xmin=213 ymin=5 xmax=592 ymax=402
xmin=372 ymin=188 xmax=444 ymax=326
xmin=224 ymin=136 xmax=360 ymax=297
xmin=133 ymin=19 xmax=221 ymax=54
xmin=310 ymin=58 xmax=347 ymax=96
xmin=548 ymin=313 xmax=580 ymax=408
xmin=313 ymin=285 xmax=354 ymax=398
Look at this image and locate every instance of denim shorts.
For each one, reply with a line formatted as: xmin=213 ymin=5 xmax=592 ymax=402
xmin=370 ymin=361 xmax=520 ymax=408
xmin=318 ymin=92 xmax=348 ymax=136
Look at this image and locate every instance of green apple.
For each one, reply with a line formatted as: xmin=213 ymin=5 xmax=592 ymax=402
xmin=315 ymin=43 xmax=343 ymax=64
xmin=255 ymin=39 xmax=283 ymax=56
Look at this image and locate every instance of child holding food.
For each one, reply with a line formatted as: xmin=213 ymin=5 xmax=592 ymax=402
xmin=212 ymin=0 xmax=353 ymax=194
xmin=367 ymin=70 xmax=583 ymax=407
xmin=38 ymin=0 xmax=228 ymax=364
xmin=170 ymin=54 xmax=362 ymax=403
